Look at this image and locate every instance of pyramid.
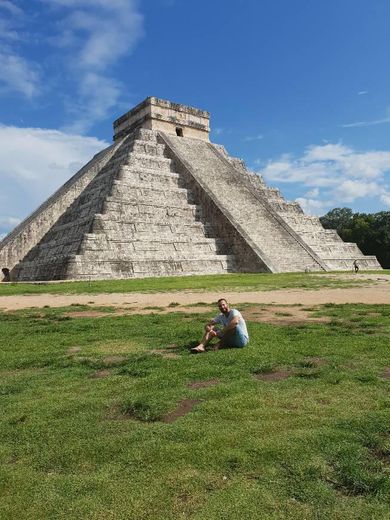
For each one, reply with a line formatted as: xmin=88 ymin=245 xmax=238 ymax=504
xmin=0 ymin=97 xmax=381 ymax=280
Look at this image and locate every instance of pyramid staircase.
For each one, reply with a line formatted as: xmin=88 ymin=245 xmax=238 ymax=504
xmin=201 ymin=142 xmax=380 ymax=271
xmin=161 ymin=134 xmax=329 ymax=273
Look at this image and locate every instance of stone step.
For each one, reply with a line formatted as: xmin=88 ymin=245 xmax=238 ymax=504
xmin=131 ymin=141 xmax=165 ymax=157
xmin=79 ymin=246 xmax=226 ymax=260
xmin=125 ymin=153 xmax=172 ymax=172
xmin=97 ymin=212 xmax=201 ymax=227
xmin=67 ymin=255 xmax=236 ymax=279
xmin=116 ymin=170 xmax=181 ymax=190
xmin=103 ymin=190 xmax=192 ymax=211
xmin=97 ymin=202 xmax=200 ymax=221
xmin=92 ymin=219 xmax=210 ymax=237
xmin=108 ymin=138 xmax=165 ymax=162
xmin=109 ymin=183 xmax=190 ymax=201
xmin=269 ymin=201 xmax=303 ymax=214
xmin=324 ymin=257 xmax=380 ymax=270
xmin=301 ymin=234 xmax=345 ymax=245
xmin=136 ymin=128 xmax=159 ymax=142
xmin=311 ymin=243 xmax=362 ymax=258
xmin=89 ymin=232 xmax=223 ymax=248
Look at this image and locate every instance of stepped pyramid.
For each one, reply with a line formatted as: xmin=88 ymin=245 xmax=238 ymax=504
xmin=0 ymin=97 xmax=381 ymax=280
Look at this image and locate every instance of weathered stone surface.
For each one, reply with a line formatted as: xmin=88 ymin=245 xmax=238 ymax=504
xmin=0 ymin=98 xmax=381 ymax=280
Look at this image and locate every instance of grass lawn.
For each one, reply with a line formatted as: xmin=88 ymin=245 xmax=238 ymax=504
xmin=0 ymin=303 xmax=389 ymax=519
xmin=1 ymin=270 xmax=388 ymax=296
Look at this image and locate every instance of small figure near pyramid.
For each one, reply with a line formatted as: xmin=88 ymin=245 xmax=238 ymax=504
xmin=0 ymin=97 xmax=381 ymax=280
xmin=1 ymin=267 xmax=10 ymax=282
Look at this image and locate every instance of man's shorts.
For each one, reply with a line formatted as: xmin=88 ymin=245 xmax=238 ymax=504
xmin=220 ymin=327 xmax=249 ymax=348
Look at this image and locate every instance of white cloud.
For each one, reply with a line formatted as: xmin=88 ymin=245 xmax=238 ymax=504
xmin=259 ymin=142 xmax=390 ymax=215
xmin=0 ymin=1 xmax=23 ymax=16
xmin=358 ymin=90 xmax=368 ymax=96
xmin=380 ymin=193 xmax=390 ymax=206
xmin=342 ymin=117 xmax=390 ymax=128
xmin=333 ymin=180 xmax=382 ymax=202
xmin=0 ymin=1 xmax=143 ymax=127
xmin=341 ymin=108 xmax=390 ymax=128
xmin=305 ymin=188 xmax=319 ymax=198
xmin=63 ymin=73 xmax=122 ymax=134
xmin=295 ymin=197 xmax=330 ymax=216
xmin=42 ymin=0 xmax=144 ymax=132
xmin=0 ymin=216 xmax=21 ymax=227
xmin=0 ymin=3 xmax=41 ymax=98
xmin=0 ymin=125 xmax=108 ymax=234
xmin=0 ymin=51 xmax=40 ymax=98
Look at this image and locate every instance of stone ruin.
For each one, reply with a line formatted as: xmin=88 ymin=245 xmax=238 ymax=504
xmin=0 ymin=97 xmax=381 ymax=280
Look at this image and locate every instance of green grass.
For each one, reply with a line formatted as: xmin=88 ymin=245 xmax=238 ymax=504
xmin=1 ymin=270 xmax=388 ymax=296
xmin=0 ymin=303 xmax=389 ymax=519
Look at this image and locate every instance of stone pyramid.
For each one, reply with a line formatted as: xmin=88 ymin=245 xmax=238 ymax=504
xmin=0 ymin=97 xmax=381 ymax=280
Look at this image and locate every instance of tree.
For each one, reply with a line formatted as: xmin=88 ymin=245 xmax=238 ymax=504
xmin=319 ymin=207 xmax=353 ymax=232
xmin=320 ymin=208 xmax=390 ymax=268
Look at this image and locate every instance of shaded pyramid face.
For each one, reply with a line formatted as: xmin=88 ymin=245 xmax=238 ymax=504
xmin=0 ymin=97 xmax=381 ymax=280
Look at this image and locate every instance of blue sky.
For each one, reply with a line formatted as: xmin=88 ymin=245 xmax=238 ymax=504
xmin=1 ymin=0 xmax=390 ymax=238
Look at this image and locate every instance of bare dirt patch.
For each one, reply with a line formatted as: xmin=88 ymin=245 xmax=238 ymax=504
xmin=150 ymin=348 xmax=180 ymax=360
xmin=187 ymin=379 xmax=219 ymax=389
xmin=317 ymin=398 xmax=331 ymax=406
xmin=67 ymin=346 xmax=82 ymax=355
xmin=0 ymin=367 xmax=46 ymax=377
xmin=244 ymin=305 xmax=330 ymax=326
xmin=2 ymin=277 xmax=390 ymax=312
xmin=90 ymin=369 xmax=111 ymax=379
xmin=161 ymin=399 xmax=201 ymax=423
xmin=253 ymin=370 xmax=291 ymax=382
xmin=381 ymin=367 xmax=390 ymax=380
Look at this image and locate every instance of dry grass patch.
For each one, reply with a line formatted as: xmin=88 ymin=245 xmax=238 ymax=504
xmin=243 ymin=305 xmax=330 ymax=325
xmin=90 ymin=369 xmax=111 ymax=379
xmin=63 ymin=310 xmax=112 ymax=318
xmin=253 ymin=370 xmax=292 ymax=382
xmin=67 ymin=346 xmax=82 ymax=355
xmin=102 ymin=356 xmax=126 ymax=366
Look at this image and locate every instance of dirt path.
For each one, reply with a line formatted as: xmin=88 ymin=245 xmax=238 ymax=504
xmin=0 ymin=276 xmax=389 ymax=311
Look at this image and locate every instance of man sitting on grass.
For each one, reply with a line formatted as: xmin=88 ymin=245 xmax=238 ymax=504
xmin=191 ymin=298 xmax=249 ymax=353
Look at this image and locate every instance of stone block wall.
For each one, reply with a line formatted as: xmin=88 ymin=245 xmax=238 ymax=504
xmin=0 ymin=139 xmax=123 ymax=273
xmin=12 ymin=129 xmax=236 ymax=280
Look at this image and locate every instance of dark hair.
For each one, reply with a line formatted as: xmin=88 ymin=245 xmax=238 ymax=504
xmin=217 ymin=298 xmax=227 ymax=304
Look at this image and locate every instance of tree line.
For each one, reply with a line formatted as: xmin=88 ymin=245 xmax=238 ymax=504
xmin=320 ymin=208 xmax=390 ymax=269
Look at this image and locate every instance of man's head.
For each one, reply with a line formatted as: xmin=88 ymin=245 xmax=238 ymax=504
xmin=217 ymin=298 xmax=230 ymax=315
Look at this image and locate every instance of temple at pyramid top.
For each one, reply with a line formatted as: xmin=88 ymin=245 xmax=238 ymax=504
xmin=113 ymin=97 xmax=210 ymax=141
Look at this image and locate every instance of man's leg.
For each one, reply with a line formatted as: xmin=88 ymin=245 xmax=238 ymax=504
xmin=191 ymin=325 xmax=218 ymax=353
xmin=214 ymin=327 xmax=248 ymax=350
xmin=213 ymin=327 xmax=236 ymax=351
